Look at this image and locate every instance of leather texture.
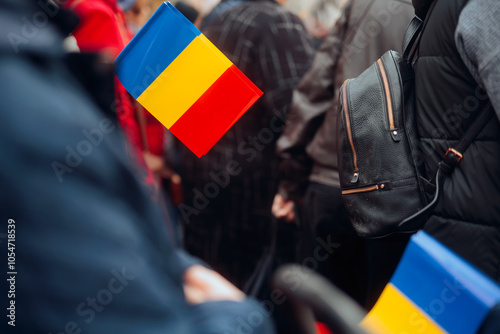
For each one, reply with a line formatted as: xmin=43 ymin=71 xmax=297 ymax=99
xmin=337 ymin=50 xmax=427 ymax=238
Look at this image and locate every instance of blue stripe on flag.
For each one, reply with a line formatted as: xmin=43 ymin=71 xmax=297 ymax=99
xmin=115 ymin=1 xmax=201 ymax=98
xmin=166 ymin=2 xmax=201 ymax=36
xmin=391 ymin=232 xmax=500 ymax=334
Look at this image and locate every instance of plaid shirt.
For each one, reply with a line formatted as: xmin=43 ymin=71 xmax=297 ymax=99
xmin=178 ymin=0 xmax=314 ymax=286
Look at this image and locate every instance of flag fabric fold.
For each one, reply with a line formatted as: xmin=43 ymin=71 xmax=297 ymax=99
xmin=115 ymin=1 xmax=262 ymax=157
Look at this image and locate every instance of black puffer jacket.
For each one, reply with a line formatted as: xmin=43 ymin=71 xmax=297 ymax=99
xmin=415 ymin=0 xmax=500 ymax=281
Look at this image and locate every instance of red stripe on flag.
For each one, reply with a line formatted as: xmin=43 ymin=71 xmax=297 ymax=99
xmin=169 ymin=65 xmax=262 ymax=157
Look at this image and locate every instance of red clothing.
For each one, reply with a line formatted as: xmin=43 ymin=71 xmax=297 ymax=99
xmin=64 ymin=0 xmax=130 ymax=57
xmin=64 ymin=0 xmax=166 ymax=195
xmin=64 ymin=0 xmax=165 ymax=156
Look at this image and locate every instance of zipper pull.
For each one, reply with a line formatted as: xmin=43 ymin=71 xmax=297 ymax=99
xmin=351 ymin=171 xmax=359 ymax=183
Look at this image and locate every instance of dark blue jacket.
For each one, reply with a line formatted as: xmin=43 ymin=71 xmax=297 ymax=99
xmin=0 ymin=2 xmax=274 ymax=333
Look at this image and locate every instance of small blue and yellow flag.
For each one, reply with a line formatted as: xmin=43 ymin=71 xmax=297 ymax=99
xmin=115 ymin=1 xmax=262 ymax=157
xmin=362 ymin=231 xmax=500 ymax=334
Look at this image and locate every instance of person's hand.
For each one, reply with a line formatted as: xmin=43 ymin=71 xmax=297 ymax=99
xmin=143 ymin=152 xmax=165 ymax=173
xmin=183 ymin=265 xmax=245 ymax=304
xmin=143 ymin=151 xmax=179 ymax=180
xmin=271 ymin=193 xmax=295 ymax=222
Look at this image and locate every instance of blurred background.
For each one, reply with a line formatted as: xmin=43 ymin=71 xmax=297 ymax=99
xmin=153 ymin=0 xmax=341 ymax=43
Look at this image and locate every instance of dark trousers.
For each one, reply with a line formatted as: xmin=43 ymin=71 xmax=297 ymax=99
xmin=301 ymin=182 xmax=410 ymax=309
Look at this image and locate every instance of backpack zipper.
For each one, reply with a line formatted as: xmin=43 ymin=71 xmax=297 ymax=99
xmin=342 ymin=184 xmax=381 ymax=195
xmin=342 ymin=177 xmax=415 ymax=195
xmin=376 ymin=59 xmax=394 ymax=130
xmin=342 ymin=79 xmax=359 ymax=183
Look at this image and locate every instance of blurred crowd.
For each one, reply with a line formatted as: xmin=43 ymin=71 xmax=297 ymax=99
xmin=1 ymin=0 xmax=499 ymax=333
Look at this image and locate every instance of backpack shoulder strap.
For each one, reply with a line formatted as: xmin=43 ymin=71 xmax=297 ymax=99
xmin=402 ymin=17 xmax=423 ymax=60
xmin=402 ymin=0 xmax=438 ymax=62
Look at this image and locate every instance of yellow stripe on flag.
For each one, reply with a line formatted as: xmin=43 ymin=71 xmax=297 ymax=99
xmin=198 ymin=34 xmax=233 ymax=67
xmin=360 ymin=284 xmax=446 ymax=334
xmin=137 ymin=35 xmax=231 ymax=128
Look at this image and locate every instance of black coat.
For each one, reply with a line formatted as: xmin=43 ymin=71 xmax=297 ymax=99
xmin=415 ymin=0 xmax=500 ymax=282
xmin=178 ymin=0 xmax=314 ymax=287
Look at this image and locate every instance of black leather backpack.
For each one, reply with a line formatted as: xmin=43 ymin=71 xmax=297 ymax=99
xmin=336 ymin=9 xmax=493 ymax=238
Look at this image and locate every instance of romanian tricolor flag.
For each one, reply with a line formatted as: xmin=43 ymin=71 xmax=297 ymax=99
xmin=115 ymin=1 xmax=262 ymax=157
xmin=362 ymin=232 xmax=500 ymax=334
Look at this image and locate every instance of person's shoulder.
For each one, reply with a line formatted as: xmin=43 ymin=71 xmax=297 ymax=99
xmin=456 ymin=0 xmax=499 ymax=46
xmin=205 ymin=1 xmax=305 ymax=37
xmin=459 ymin=0 xmax=498 ymax=24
